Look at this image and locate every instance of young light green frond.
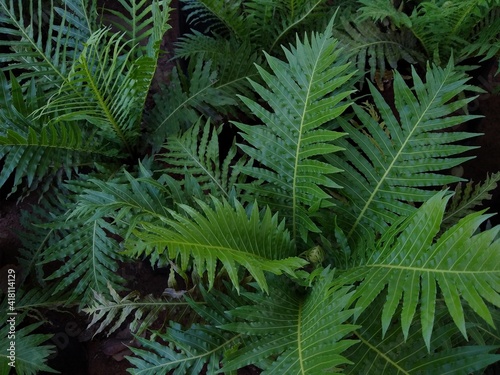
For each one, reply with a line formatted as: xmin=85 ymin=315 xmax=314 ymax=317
xmin=130 ymin=197 xmax=306 ymax=292
xmin=39 ymin=26 xmax=165 ymax=152
xmin=327 ymin=60 xmax=482 ymax=245
xmin=159 ymin=118 xmax=250 ymax=200
xmin=221 ymin=268 xmax=359 ymax=374
xmin=127 ymin=285 xmax=246 ymax=374
xmin=0 ymin=123 xmax=115 ymax=196
xmin=345 ymin=297 xmax=500 ymax=375
xmin=333 ymin=17 xmax=423 ymax=83
xmin=0 ymin=317 xmax=56 ymax=375
xmin=83 ymin=284 xmax=191 ymax=337
xmin=0 ymin=0 xmax=95 ymax=89
xmin=442 ymin=172 xmax=500 ymax=230
xmin=147 ymin=57 xmax=237 ymax=149
xmin=41 ymin=215 xmax=127 ymax=307
xmin=235 ymin=23 xmax=355 ymax=243
xmin=338 ymin=191 xmax=500 ymax=351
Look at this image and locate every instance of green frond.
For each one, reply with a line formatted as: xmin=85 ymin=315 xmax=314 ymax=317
xmin=0 ymin=0 xmax=96 ymax=89
xmin=356 ymin=0 xmax=413 ymax=28
xmin=159 ymin=118 xmax=250 ymax=200
xmin=129 ymin=197 xmax=306 ymax=292
xmin=442 ymin=172 xmax=500 ymax=230
xmin=0 ymin=122 xmax=114 ymax=195
xmin=333 ymin=17 xmax=423 ymax=82
xmin=105 ymin=0 xmax=172 ymax=58
xmin=221 ymin=268 xmax=359 ymax=373
xmin=147 ymin=56 xmax=238 ymax=148
xmin=41 ymin=212 xmax=127 ymax=307
xmin=346 ymin=296 xmax=500 ymax=374
xmin=338 ymin=191 xmax=500 ymax=351
xmin=83 ymin=283 xmax=191 ymax=337
xmin=0 ymin=314 xmax=56 ymax=375
xmin=39 ymin=27 xmax=163 ymax=152
xmin=409 ymin=0 xmax=497 ymax=63
xmin=326 ymin=60 xmax=482 ymax=245
xmin=127 ymin=285 xmax=247 ymax=374
xmin=460 ymin=6 xmax=500 ymax=62
xmin=17 ymin=191 xmax=70 ymax=286
xmin=0 ymin=72 xmax=116 ymax=195
xmin=71 ymin=167 xmax=173 ymax=224
xmin=235 ymin=22 xmax=355 ymax=243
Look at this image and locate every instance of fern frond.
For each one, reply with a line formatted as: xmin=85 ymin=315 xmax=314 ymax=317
xmin=326 ymin=60 xmax=482 ymax=245
xmin=409 ymin=0 xmax=496 ymax=63
xmin=129 ymin=197 xmax=306 ymax=292
xmin=41 ymin=213 xmax=127 ymax=306
xmin=221 ymin=268 xmax=359 ymax=373
xmin=333 ymin=18 xmax=423 ymax=82
xmin=0 ymin=72 xmax=116 ymax=195
xmin=147 ymin=56 xmax=238 ymax=149
xmin=346 ymin=296 xmax=500 ymax=374
xmin=127 ymin=285 xmax=247 ymax=374
xmin=356 ymin=0 xmax=412 ymax=28
xmin=443 ymin=172 xmax=500 ymax=230
xmin=105 ymin=0 xmax=171 ymax=58
xmin=39 ymin=28 xmax=158 ymax=152
xmin=181 ymin=0 xmax=246 ymax=38
xmin=83 ymin=283 xmax=191 ymax=337
xmin=338 ymin=191 xmax=500 ymax=350
xmin=460 ymin=6 xmax=500 ymax=62
xmin=0 ymin=315 xmax=56 ymax=375
xmin=235 ymin=21 xmax=355 ymax=243
xmin=0 ymin=0 xmax=95 ymax=89
xmin=159 ymin=118 xmax=250 ymax=200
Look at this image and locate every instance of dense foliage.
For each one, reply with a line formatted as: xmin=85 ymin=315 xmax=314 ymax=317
xmin=1 ymin=0 xmax=500 ymax=374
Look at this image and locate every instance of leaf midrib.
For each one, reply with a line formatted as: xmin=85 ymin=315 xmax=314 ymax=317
xmin=347 ymin=70 xmax=450 ymax=239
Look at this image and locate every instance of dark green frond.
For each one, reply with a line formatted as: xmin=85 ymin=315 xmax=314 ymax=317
xmin=105 ymin=0 xmax=172 ymax=58
xmin=159 ymin=118 xmax=250 ymax=200
xmin=338 ymin=191 xmax=500 ymax=350
xmin=0 ymin=315 xmax=56 ymax=375
xmin=442 ymin=172 xmax=500 ymax=230
xmin=235 ymin=22 xmax=355 ymax=243
xmin=127 ymin=285 xmax=246 ymax=374
xmin=327 ymin=60 xmax=482 ymax=245
xmin=0 ymin=0 xmax=95 ymax=89
xmin=41 ymin=212 xmax=127 ymax=307
xmin=221 ymin=268 xmax=359 ymax=374
xmin=147 ymin=57 xmax=238 ymax=149
xmin=333 ymin=18 xmax=423 ymax=82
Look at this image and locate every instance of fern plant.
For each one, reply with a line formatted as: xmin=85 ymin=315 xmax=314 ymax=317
xmin=1 ymin=1 xmax=500 ymax=374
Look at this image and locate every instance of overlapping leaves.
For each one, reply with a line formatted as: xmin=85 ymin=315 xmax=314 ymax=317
xmin=131 ymin=197 xmax=306 ymax=292
xmin=338 ymin=191 xmax=500 ymax=350
xmin=327 ymin=60 xmax=481 ymax=245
